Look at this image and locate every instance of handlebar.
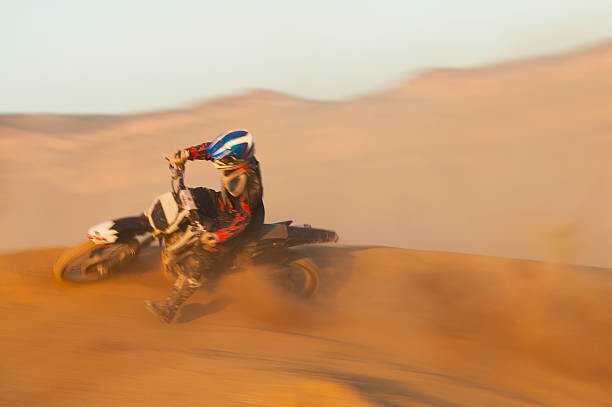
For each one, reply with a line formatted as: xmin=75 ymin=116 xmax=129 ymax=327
xmin=165 ymin=157 xmax=186 ymax=194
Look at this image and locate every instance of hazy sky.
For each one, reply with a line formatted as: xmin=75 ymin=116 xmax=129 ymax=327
xmin=2 ymin=0 xmax=612 ymax=113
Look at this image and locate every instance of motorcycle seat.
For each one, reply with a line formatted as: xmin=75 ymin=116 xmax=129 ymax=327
xmin=259 ymin=223 xmax=289 ymax=240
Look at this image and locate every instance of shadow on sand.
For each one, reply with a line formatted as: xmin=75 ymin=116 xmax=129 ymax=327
xmin=177 ymin=298 xmax=233 ymax=323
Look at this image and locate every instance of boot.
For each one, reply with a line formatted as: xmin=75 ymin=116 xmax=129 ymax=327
xmin=144 ymin=300 xmax=175 ymax=324
xmin=145 ymin=276 xmax=200 ymax=324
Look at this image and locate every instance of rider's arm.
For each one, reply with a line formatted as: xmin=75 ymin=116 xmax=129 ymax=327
xmin=212 ymin=171 xmax=262 ymax=244
xmin=186 ymin=142 xmax=211 ymax=161
xmin=212 ymin=197 xmax=253 ymax=243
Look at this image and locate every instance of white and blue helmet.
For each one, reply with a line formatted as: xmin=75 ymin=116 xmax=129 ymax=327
xmin=206 ymin=129 xmax=254 ymax=170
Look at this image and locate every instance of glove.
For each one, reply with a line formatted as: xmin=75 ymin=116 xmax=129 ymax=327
xmin=169 ymin=149 xmax=190 ymax=164
xmin=186 ymin=143 xmax=212 ymax=161
xmin=200 ymin=231 xmax=218 ymax=248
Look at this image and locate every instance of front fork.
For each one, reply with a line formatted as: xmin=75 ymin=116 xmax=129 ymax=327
xmin=89 ymin=235 xmax=154 ymax=277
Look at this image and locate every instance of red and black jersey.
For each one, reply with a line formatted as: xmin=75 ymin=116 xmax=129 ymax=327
xmin=186 ymin=158 xmax=265 ymax=244
xmin=185 ymin=142 xmax=264 ymax=244
xmin=213 ymin=158 xmax=264 ymax=244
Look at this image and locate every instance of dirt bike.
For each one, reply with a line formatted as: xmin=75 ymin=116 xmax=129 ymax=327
xmin=53 ymin=159 xmax=338 ymax=297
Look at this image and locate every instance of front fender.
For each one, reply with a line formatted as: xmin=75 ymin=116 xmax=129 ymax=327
xmin=88 ymin=215 xmax=152 ymax=244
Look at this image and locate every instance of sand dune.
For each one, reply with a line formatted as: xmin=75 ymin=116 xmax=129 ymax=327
xmin=2 ymin=42 xmax=612 ymax=267
xmin=1 ymin=246 xmax=610 ymax=406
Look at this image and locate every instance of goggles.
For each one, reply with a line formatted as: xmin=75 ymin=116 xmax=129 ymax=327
xmin=213 ymin=155 xmax=243 ymax=169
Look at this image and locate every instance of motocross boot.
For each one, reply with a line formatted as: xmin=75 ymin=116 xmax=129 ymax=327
xmin=145 ymin=274 xmax=201 ymax=324
xmin=144 ymin=300 xmax=175 ymax=324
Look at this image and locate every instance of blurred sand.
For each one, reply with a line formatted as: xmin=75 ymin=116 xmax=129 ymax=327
xmin=1 ymin=246 xmax=610 ymax=406
xmin=2 ymin=42 xmax=612 ymax=267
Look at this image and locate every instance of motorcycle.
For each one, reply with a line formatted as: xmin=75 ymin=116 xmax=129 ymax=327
xmin=53 ymin=158 xmax=339 ymax=297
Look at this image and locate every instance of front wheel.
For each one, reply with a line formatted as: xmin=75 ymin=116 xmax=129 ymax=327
xmin=53 ymin=240 xmax=139 ymax=283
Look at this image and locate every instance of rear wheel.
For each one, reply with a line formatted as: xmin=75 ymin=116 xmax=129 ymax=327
xmin=281 ymin=257 xmax=320 ymax=298
xmin=53 ymin=240 xmax=138 ymax=283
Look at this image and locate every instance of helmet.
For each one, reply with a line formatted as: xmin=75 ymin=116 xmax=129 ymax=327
xmin=206 ymin=129 xmax=254 ymax=170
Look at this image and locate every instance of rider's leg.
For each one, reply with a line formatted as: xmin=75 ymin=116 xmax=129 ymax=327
xmin=227 ymin=222 xmax=262 ymax=271
xmin=145 ymin=248 xmax=221 ymax=323
xmin=230 ymin=239 xmax=257 ymax=271
xmin=145 ymin=272 xmax=201 ymax=323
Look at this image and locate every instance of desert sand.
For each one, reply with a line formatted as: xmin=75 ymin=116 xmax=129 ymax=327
xmin=1 ymin=246 xmax=611 ymax=406
xmin=1 ymin=42 xmax=612 ymax=405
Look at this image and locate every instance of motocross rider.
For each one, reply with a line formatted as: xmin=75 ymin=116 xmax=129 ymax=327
xmin=145 ymin=129 xmax=264 ymax=323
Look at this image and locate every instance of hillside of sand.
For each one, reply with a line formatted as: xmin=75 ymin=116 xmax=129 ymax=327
xmin=2 ymin=42 xmax=612 ymax=267
xmin=1 ymin=246 xmax=611 ymax=406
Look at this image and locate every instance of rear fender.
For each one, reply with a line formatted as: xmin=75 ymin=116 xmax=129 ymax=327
xmin=286 ymin=225 xmax=339 ymax=246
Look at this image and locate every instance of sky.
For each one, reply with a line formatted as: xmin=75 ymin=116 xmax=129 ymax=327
xmin=2 ymin=0 xmax=612 ymax=113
